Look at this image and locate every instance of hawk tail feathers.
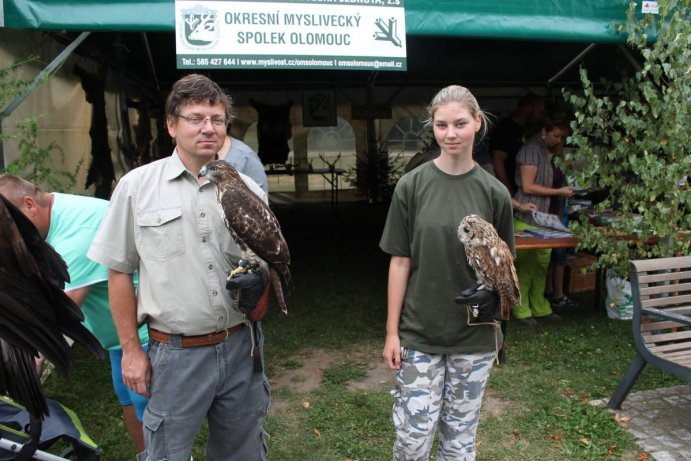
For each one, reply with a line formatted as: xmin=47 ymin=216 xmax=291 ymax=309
xmin=281 ymin=264 xmax=293 ymax=293
xmin=269 ymin=268 xmax=289 ymax=314
xmin=269 ymin=262 xmax=293 ymax=293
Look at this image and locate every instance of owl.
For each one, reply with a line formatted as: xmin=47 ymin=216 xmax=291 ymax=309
xmin=457 ymin=214 xmax=520 ymax=320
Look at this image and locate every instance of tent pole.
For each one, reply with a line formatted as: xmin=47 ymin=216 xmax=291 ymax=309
xmin=617 ymin=44 xmax=642 ymax=72
xmin=142 ymin=32 xmax=161 ymax=92
xmin=0 ymin=31 xmax=90 ymax=170
xmin=365 ymin=71 xmax=379 ymax=201
xmin=0 ymin=123 xmax=4 ymax=171
xmin=547 ymin=43 xmax=597 ymax=88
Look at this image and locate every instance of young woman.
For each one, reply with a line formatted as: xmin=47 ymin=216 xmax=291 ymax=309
xmin=380 ymin=85 xmax=515 ymax=460
xmin=512 ymin=114 xmax=575 ymax=325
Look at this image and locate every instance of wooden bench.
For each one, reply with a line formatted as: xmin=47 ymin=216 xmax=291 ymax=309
xmin=607 ymin=255 xmax=691 ymax=409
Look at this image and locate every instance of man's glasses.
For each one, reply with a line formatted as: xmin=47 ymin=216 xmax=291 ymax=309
xmin=178 ymin=114 xmax=227 ymax=127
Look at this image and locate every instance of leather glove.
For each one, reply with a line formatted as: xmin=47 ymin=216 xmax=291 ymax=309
xmin=455 ymin=285 xmax=501 ymax=326
xmin=226 ymin=267 xmax=269 ymax=314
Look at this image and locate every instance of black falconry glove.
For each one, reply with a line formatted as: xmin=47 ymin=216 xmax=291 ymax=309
xmin=455 ymin=284 xmax=501 ymax=326
xmin=226 ymin=262 xmax=269 ymax=314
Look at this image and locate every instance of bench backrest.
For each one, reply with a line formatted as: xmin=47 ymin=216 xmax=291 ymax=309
xmin=629 ymin=256 xmax=691 ymax=374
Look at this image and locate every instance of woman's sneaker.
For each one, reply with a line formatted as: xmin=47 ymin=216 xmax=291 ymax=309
xmin=550 ymin=296 xmax=573 ymax=308
xmin=518 ymin=317 xmax=538 ymax=327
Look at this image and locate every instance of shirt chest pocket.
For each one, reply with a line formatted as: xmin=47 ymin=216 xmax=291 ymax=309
xmin=137 ymin=208 xmax=186 ymax=261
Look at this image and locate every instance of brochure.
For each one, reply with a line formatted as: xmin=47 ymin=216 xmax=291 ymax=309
xmin=531 ymin=210 xmax=571 ymax=232
xmin=524 ymin=227 xmax=573 ymax=239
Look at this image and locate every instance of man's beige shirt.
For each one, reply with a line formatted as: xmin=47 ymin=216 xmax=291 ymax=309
xmin=87 ymin=151 xmax=267 ymax=335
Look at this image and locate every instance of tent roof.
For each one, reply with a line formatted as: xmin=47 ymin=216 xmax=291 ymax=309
xmin=2 ymin=0 xmax=631 ymax=43
xmin=0 ymin=1 xmax=642 ymax=100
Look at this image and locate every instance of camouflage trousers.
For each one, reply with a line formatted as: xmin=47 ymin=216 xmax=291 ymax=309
xmin=392 ymin=348 xmax=495 ymax=461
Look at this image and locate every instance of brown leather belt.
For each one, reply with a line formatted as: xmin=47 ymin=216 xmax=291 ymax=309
xmin=149 ymin=324 xmax=244 ymax=348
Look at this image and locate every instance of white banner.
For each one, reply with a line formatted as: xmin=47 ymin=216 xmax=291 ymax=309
xmin=175 ymin=0 xmax=406 ymax=70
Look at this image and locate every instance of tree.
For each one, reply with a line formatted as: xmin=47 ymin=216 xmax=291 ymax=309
xmin=0 ymin=58 xmax=78 ymax=192
xmin=563 ymin=0 xmax=690 ymax=277
xmin=344 ymin=139 xmax=408 ymax=204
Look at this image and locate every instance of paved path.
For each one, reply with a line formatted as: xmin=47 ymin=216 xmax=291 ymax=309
xmin=595 ymin=385 xmax=691 ymax=461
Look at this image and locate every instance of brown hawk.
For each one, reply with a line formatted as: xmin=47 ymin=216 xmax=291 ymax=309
xmin=457 ymin=214 xmax=520 ymax=320
xmin=200 ymin=160 xmax=292 ymax=314
xmin=0 ymin=194 xmax=103 ymax=419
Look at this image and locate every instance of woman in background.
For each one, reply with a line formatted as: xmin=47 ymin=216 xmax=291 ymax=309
xmin=512 ymin=113 xmax=575 ymax=326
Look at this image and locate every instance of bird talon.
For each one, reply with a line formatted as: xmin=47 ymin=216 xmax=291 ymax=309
xmin=228 ymin=266 xmax=248 ymax=279
xmin=228 ymin=258 xmax=259 ymax=280
xmin=244 ymin=259 xmax=260 ymax=272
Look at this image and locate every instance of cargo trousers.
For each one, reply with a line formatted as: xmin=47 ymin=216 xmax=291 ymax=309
xmin=392 ymin=348 xmax=495 ymax=461
xmin=137 ymin=324 xmax=269 ymax=461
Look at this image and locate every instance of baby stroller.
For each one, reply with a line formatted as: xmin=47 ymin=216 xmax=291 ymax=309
xmin=0 ymin=396 xmax=101 ymax=461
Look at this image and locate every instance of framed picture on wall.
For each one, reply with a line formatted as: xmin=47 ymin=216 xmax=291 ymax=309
xmin=303 ymin=90 xmax=337 ymax=127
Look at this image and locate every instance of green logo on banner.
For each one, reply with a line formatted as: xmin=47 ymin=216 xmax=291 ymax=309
xmin=182 ymin=5 xmax=219 ymax=49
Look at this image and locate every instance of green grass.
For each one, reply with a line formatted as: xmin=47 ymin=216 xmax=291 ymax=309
xmin=42 ymin=201 xmax=683 ymax=460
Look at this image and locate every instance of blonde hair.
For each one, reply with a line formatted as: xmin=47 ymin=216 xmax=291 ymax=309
xmin=425 ymin=85 xmax=491 ymax=140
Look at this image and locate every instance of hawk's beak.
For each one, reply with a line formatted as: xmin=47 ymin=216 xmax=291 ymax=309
xmin=198 ymin=166 xmax=207 ymax=178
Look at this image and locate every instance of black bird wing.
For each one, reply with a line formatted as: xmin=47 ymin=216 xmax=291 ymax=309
xmin=0 ymin=194 xmax=104 ymax=418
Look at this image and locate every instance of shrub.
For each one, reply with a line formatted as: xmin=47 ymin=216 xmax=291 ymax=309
xmin=564 ymin=0 xmax=690 ymax=277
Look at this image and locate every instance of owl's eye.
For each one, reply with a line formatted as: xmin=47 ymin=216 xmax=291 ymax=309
xmin=463 ymin=227 xmax=470 ymax=233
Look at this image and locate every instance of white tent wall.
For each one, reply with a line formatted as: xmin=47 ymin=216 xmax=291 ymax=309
xmin=0 ymin=28 xmax=126 ymax=195
xmin=226 ymin=85 xmax=545 ymax=195
xmin=1 ymin=28 xmax=567 ymax=199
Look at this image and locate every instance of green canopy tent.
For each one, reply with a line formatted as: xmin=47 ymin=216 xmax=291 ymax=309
xmin=0 ymin=0 xmax=639 ymax=96
xmin=0 ymin=0 xmax=642 ymax=169
xmin=1 ymin=0 xmax=630 ymax=41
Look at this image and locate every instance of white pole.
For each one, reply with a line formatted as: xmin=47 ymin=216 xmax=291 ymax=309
xmin=0 ymin=437 xmax=69 ymax=461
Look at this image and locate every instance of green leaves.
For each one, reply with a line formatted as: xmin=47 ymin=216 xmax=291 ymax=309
xmin=563 ymin=0 xmax=690 ymax=277
xmin=1 ymin=59 xmax=80 ymax=192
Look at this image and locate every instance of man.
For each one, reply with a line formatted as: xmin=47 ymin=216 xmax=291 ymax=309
xmin=490 ymin=93 xmax=545 ymax=195
xmin=219 ymin=134 xmax=268 ymax=194
xmin=88 ymin=73 xmax=270 ymax=461
xmin=0 ymin=174 xmax=148 ymax=452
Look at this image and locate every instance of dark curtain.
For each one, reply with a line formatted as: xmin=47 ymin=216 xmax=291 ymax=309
xmin=250 ymin=99 xmax=292 ymax=164
xmin=74 ymin=66 xmax=114 ymax=199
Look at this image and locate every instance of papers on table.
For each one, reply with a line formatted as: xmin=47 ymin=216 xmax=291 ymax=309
xmin=514 ymin=211 xmax=574 ymax=238
xmin=524 ymin=227 xmax=574 ymax=239
xmin=531 ymin=211 xmax=571 ymax=232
